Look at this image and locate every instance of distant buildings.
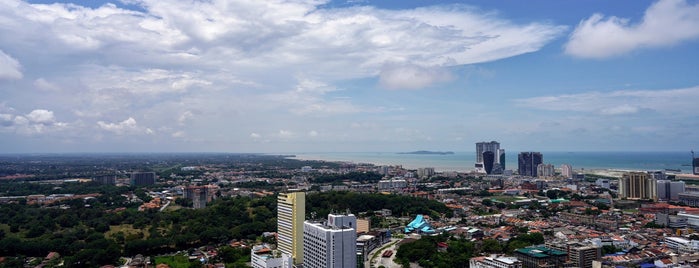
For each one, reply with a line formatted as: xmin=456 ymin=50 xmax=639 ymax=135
xmin=536 ymin=164 xmax=554 ymax=178
xmin=657 ymin=180 xmax=685 ymax=201
xmin=618 ymin=172 xmax=657 ymax=200
xmin=377 ymin=178 xmax=407 ymax=190
xmin=545 ymin=240 xmax=601 ymax=268
xmin=476 ymin=141 xmax=504 ymax=174
xmin=560 ymin=164 xmax=573 ymax=178
xmin=184 ymin=185 xmax=218 ymax=209
xmin=278 ymin=191 xmax=305 ymax=265
xmin=417 ymin=167 xmax=435 ymax=178
xmin=694 ymin=155 xmax=699 ymax=175
xmin=131 ymin=172 xmax=156 ymax=186
xmin=518 ymin=152 xmax=542 ymax=177
xmin=92 ymin=175 xmax=116 ymax=185
xmin=303 ymin=213 xmax=357 ymax=268
xmin=470 ymin=255 xmax=522 ymax=268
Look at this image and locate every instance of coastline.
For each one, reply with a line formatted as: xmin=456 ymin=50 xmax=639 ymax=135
xmin=289 ymin=151 xmax=694 ymax=177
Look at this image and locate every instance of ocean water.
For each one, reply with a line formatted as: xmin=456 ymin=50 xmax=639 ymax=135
xmin=290 ymin=151 xmax=695 ymax=173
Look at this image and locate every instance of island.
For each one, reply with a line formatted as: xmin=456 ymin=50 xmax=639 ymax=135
xmin=397 ymin=150 xmax=455 ymax=155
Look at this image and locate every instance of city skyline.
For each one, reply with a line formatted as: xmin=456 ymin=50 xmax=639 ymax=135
xmin=1 ymin=0 xmax=698 ymax=153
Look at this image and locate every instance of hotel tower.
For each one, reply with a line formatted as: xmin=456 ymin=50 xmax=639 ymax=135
xmin=278 ymin=191 xmax=305 ymax=265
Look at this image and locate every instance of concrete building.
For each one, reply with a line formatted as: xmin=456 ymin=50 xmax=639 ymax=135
xmin=618 ymin=172 xmax=657 ymax=200
xmin=92 ymin=175 xmax=116 ymax=185
xmin=560 ymin=164 xmax=573 ymax=178
xmin=476 ymin=141 xmax=501 ymax=173
xmin=680 ymin=192 xmax=699 ymax=207
xmin=131 ymin=172 xmax=156 ymax=186
xmin=377 ymin=178 xmax=407 ymax=190
xmin=356 ymin=218 xmax=370 ymax=233
xmin=251 ymin=244 xmax=292 ymax=268
xmin=518 ymin=152 xmax=543 ymax=177
xmin=184 ymin=185 xmax=218 ymax=209
xmin=278 ymin=191 xmax=305 ymax=265
xmin=303 ymin=213 xmax=356 ymax=268
xmin=513 ymin=246 xmax=567 ymax=268
xmin=536 ymin=164 xmax=554 ymax=178
xmin=545 ymin=241 xmax=601 ymax=268
xmin=417 ymin=167 xmax=435 ymax=178
xmin=657 ymin=180 xmax=686 ymax=201
xmin=470 ymin=255 xmax=522 ymax=268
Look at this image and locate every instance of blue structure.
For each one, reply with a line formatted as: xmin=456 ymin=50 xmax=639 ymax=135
xmin=404 ymin=214 xmax=435 ymax=234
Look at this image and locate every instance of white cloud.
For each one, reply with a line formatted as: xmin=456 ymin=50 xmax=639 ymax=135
xmin=379 ymin=63 xmax=453 ymax=90
xmin=308 ymin=130 xmax=319 ymax=137
xmin=97 ymin=117 xmax=149 ymax=135
xmin=33 ymin=78 xmax=60 ymax=91
xmin=0 ymin=50 xmax=22 ymax=80
xmin=278 ymin=130 xmax=294 ymax=138
xmin=514 ymin=86 xmax=699 ymax=115
xmin=171 ymin=130 xmax=185 ymax=138
xmin=26 ymin=109 xmax=55 ymax=124
xmin=565 ymin=0 xmax=699 ymax=58
xmin=250 ymin=133 xmax=261 ymax=139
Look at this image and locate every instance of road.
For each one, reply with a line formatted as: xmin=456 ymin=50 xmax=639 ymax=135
xmin=366 ymin=238 xmax=402 ymax=268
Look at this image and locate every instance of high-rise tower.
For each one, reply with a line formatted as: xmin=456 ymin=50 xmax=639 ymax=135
xmin=475 ymin=141 xmax=500 ymax=173
xmin=278 ymin=191 xmax=305 ymax=265
xmin=303 ymin=213 xmax=357 ymax=268
xmin=619 ymin=172 xmax=657 ymax=200
xmin=518 ymin=152 xmax=543 ymax=177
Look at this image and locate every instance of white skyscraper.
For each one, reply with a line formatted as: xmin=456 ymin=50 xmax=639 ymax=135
xmin=303 ymin=213 xmax=357 ymax=268
xmin=476 ymin=141 xmax=500 ymax=173
xmin=560 ymin=164 xmax=573 ymax=178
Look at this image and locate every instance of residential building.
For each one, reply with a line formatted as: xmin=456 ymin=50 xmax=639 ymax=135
xmin=518 ymin=152 xmax=543 ymax=177
xmin=251 ymin=244 xmax=292 ymax=268
xmin=92 ymin=175 xmax=116 ymax=185
xmin=657 ymin=180 xmax=686 ymax=201
xmin=303 ymin=213 xmax=356 ymax=268
xmin=131 ymin=172 xmax=156 ymax=186
xmin=377 ymin=178 xmax=407 ymax=190
xmin=560 ymin=164 xmax=573 ymax=178
xmin=278 ymin=191 xmax=305 ymax=265
xmin=417 ymin=167 xmax=435 ymax=178
xmin=680 ymin=192 xmax=699 ymax=207
xmin=618 ymin=172 xmax=657 ymax=200
xmin=536 ymin=164 xmax=554 ymax=178
xmin=184 ymin=185 xmax=218 ymax=209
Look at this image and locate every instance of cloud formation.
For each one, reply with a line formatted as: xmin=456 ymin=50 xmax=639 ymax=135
xmin=0 ymin=50 xmax=22 ymax=80
xmin=513 ymin=86 xmax=699 ymax=115
xmin=565 ymin=0 xmax=699 ymax=58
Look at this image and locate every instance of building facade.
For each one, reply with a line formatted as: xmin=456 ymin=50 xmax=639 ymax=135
xmin=618 ymin=172 xmax=657 ymax=200
xmin=476 ymin=141 xmax=500 ymax=173
xmin=251 ymin=244 xmax=292 ymax=268
xmin=657 ymin=180 xmax=686 ymax=201
xmin=470 ymin=256 xmax=523 ymax=268
xmin=278 ymin=191 xmax=305 ymax=265
xmin=536 ymin=164 xmax=554 ymax=178
xmin=303 ymin=213 xmax=357 ymax=268
xmin=545 ymin=241 xmax=601 ymax=268
xmin=560 ymin=164 xmax=573 ymax=179
xmin=518 ymin=152 xmax=543 ymax=177
xmin=513 ymin=246 xmax=567 ymax=268
xmin=131 ymin=172 xmax=156 ymax=186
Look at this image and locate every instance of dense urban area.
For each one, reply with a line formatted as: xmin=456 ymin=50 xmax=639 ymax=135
xmin=1 ymin=150 xmax=699 ymax=268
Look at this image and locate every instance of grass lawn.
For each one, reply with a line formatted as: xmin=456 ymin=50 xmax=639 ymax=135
xmin=105 ymin=224 xmax=147 ymax=240
xmin=154 ymin=255 xmax=194 ymax=268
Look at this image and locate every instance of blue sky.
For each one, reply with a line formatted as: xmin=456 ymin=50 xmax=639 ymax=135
xmin=0 ymin=0 xmax=698 ymax=153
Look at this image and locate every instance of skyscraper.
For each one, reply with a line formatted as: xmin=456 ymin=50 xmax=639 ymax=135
xmin=130 ymin=172 xmax=156 ymax=186
xmin=694 ymin=153 xmax=699 ymax=175
xmin=518 ymin=152 xmax=543 ymax=177
xmin=657 ymin=180 xmax=686 ymax=201
xmin=619 ymin=172 xmax=657 ymax=200
xmin=278 ymin=191 xmax=305 ymax=265
xmin=303 ymin=213 xmax=357 ymax=268
xmin=475 ymin=141 xmax=500 ymax=173
xmin=497 ymin=148 xmax=506 ymax=170
xmin=483 ymin=151 xmax=495 ymax=174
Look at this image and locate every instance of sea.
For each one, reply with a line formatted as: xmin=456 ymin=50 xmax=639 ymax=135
xmin=290 ymin=151 xmax=696 ymax=173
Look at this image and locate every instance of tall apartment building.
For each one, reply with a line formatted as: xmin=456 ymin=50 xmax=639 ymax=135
xmin=278 ymin=191 xmax=305 ymax=265
xmin=131 ymin=172 xmax=156 ymax=186
xmin=536 ymin=164 xmax=554 ymax=178
xmin=545 ymin=241 xmax=601 ymax=268
xmin=618 ymin=172 xmax=657 ymax=200
xmin=694 ymin=156 xmax=699 ymax=175
xmin=184 ymin=185 xmax=219 ymax=209
xmin=92 ymin=175 xmax=116 ymax=185
xmin=560 ymin=164 xmax=573 ymax=178
xmin=476 ymin=141 xmax=500 ymax=174
xmin=303 ymin=213 xmax=357 ymax=268
xmin=417 ymin=167 xmax=435 ymax=178
xmin=518 ymin=152 xmax=543 ymax=177
xmin=657 ymin=180 xmax=686 ymax=201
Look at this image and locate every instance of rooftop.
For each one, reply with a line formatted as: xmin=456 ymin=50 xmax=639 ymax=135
xmin=515 ymin=246 xmax=567 ymax=258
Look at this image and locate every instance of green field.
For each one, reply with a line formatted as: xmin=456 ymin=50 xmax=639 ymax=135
xmin=154 ymin=255 xmax=195 ymax=268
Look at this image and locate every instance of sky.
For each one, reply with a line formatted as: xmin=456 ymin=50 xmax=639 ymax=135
xmin=1 ymin=0 xmax=698 ymax=153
